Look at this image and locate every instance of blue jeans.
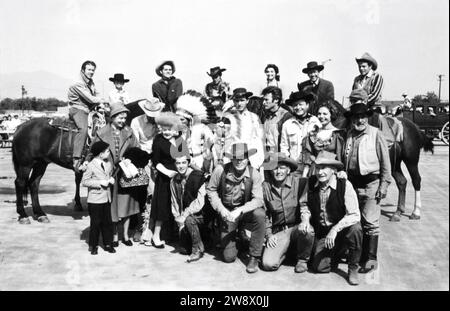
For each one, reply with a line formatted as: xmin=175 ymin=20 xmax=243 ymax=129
xmin=355 ymin=180 xmax=381 ymax=236
xmin=220 ymin=207 xmax=266 ymax=262
xmin=181 ymin=214 xmax=205 ymax=253
xmin=262 ymin=224 xmax=315 ymax=271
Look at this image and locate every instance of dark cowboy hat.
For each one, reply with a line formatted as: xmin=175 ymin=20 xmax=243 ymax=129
xmin=224 ymin=142 xmax=257 ymax=160
xmin=266 ymin=152 xmax=298 ymax=171
xmin=302 ymin=61 xmax=324 ymax=74
xmin=155 ymin=60 xmax=176 ymax=77
xmin=285 ymin=91 xmax=316 ymax=105
xmin=313 ymin=150 xmax=344 ymax=170
xmin=207 ymin=66 xmax=226 ymax=77
xmin=109 ymin=73 xmax=130 ymax=83
xmin=355 ymin=52 xmax=378 ymax=71
xmin=231 ymin=88 xmax=253 ymax=100
xmin=344 ymin=103 xmax=374 ymax=118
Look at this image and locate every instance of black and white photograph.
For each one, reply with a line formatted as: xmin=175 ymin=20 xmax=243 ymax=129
xmin=0 ymin=0 xmax=448 ymax=295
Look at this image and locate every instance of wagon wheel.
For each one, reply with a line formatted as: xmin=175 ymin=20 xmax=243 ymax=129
xmin=441 ymin=121 xmax=449 ymax=146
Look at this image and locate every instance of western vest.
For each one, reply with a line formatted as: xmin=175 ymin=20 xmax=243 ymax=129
xmin=308 ymin=176 xmax=346 ymax=230
xmin=175 ymin=170 xmax=205 ymax=213
xmin=347 ymin=125 xmax=380 ymax=176
xmin=218 ymin=162 xmax=254 ymax=210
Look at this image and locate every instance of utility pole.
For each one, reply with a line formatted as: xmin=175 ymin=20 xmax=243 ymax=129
xmin=21 ymin=85 xmax=27 ymax=116
xmin=437 ymin=74 xmax=444 ymax=103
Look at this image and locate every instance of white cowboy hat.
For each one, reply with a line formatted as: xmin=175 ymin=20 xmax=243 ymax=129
xmin=138 ymin=97 xmax=164 ymax=117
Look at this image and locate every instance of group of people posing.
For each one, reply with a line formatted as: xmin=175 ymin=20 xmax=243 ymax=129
xmin=69 ymin=53 xmax=393 ymax=286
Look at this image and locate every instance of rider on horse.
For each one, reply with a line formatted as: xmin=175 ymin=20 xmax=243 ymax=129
xmin=68 ymin=60 xmax=106 ymax=173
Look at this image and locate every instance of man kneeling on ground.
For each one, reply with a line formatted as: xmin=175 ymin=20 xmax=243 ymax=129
xmin=170 ymin=147 xmax=207 ymax=263
xmin=206 ymin=142 xmax=265 ymax=273
xmin=300 ymin=151 xmax=363 ymax=285
xmin=261 ymin=152 xmax=314 ymax=273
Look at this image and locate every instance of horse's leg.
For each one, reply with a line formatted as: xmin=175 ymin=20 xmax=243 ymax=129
xmin=15 ymin=166 xmax=32 ymax=224
xmin=74 ymin=171 xmax=83 ymax=211
xmin=388 ymin=143 xmax=407 ymax=222
xmin=28 ymin=162 xmax=50 ymax=223
xmin=389 ymin=165 xmax=407 ymax=222
xmin=405 ymin=161 xmax=422 ymax=220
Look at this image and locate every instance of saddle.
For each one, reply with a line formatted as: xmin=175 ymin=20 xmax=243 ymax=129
xmin=49 ymin=117 xmax=78 ymax=132
xmin=48 ymin=112 xmax=105 ymax=159
xmin=377 ymin=114 xmax=404 ymax=148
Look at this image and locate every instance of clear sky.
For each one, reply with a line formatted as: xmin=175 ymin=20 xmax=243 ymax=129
xmin=0 ymin=0 xmax=448 ymax=103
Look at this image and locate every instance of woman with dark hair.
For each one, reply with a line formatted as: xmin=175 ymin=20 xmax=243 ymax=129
xmin=264 ymin=64 xmax=280 ymax=86
xmin=301 ymin=100 xmax=345 ymax=177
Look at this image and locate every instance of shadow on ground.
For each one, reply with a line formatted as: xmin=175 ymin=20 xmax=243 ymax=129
xmin=40 ymin=197 xmax=89 ymax=220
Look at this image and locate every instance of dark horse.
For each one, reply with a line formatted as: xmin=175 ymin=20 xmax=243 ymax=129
xmin=331 ymin=102 xmax=434 ymax=222
xmin=247 ymin=97 xmax=434 ymax=222
xmin=12 ymin=101 xmax=144 ymax=224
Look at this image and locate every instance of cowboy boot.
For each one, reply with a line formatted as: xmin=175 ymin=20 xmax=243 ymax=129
xmin=360 ymin=235 xmax=378 ymax=273
xmin=359 ymin=234 xmax=370 ymax=270
xmin=348 ymin=266 xmax=359 ymax=286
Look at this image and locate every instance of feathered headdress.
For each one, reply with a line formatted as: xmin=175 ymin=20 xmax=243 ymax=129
xmin=176 ymin=90 xmax=208 ymax=122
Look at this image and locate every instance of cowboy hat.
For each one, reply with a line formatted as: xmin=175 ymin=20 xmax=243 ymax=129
xmin=155 ymin=60 xmax=176 ymax=77
xmin=207 ymin=66 xmax=226 ymax=77
xmin=224 ymin=142 xmax=257 ymax=160
xmin=110 ymin=103 xmax=130 ymax=117
xmin=344 ymin=103 xmax=374 ymax=118
xmin=349 ymin=89 xmax=369 ymax=102
xmin=313 ymin=150 xmax=344 ymax=170
xmin=155 ymin=112 xmax=182 ymax=130
xmin=231 ymin=88 xmax=253 ymax=100
xmin=302 ymin=61 xmax=324 ymax=74
xmin=402 ymin=92 xmax=408 ymax=97
xmin=266 ymin=152 xmax=298 ymax=171
xmin=285 ymin=91 xmax=316 ymax=105
xmin=109 ymin=73 xmax=130 ymax=83
xmin=138 ymin=97 xmax=164 ymax=117
xmin=355 ymin=52 xmax=378 ymax=71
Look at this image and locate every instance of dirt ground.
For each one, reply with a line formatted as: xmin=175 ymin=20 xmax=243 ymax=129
xmin=0 ymin=145 xmax=448 ymax=291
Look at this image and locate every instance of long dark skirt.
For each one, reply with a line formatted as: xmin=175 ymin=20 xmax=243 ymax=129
xmin=150 ymin=173 xmax=172 ymax=222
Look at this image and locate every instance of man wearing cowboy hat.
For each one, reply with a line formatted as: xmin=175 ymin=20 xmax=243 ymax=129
xmin=108 ymin=73 xmax=130 ymax=105
xmin=343 ymin=91 xmax=391 ymax=274
xmin=205 ymin=66 xmax=231 ymax=99
xmin=299 ymin=150 xmax=363 ymax=285
xmin=352 ymin=52 xmax=384 ymax=110
xmin=280 ymin=91 xmax=322 ymax=176
xmin=225 ymin=88 xmax=265 ymax=170
xmin=261 ymin=152 xmax=313 ymax=273
xmin=152 ymin=60 xmax=183 ymax=113
xmin=297 ymin=61 xmax=335 ymax=115
xmin=206 ymin=142 xmax=266 ymax=273
xmin=68 ymin=60 xmax=106 ymax=172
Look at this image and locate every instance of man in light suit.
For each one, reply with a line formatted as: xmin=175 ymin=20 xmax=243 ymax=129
xmin=297 ymin=61 xmax=335 ymax=115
